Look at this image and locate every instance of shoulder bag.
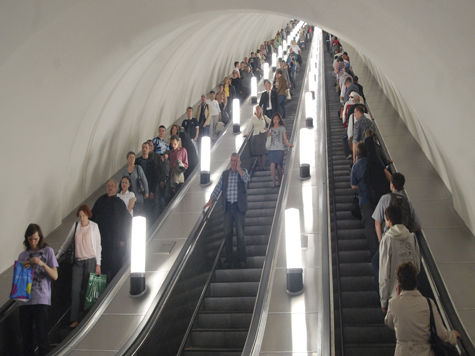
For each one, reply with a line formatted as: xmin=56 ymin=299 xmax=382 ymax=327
xmin=426 ymin=298 xmax=458 ymax=356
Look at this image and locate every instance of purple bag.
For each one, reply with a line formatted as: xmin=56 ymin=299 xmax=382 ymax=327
xmin=10 ymin=261 xmax=34 ymax=301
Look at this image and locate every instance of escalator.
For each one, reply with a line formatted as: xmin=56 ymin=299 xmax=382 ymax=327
xmin=124 ymin=45 xmax=308 ymax=356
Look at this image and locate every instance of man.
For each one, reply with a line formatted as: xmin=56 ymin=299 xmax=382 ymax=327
xmin=240 ymin=63 xmax=252 ymax=100
xmin=91 ymin=180 xmax=131 ymax=281
xmin=259 ymin=79 xmax=277 ymax=119
xmin=207 ymin=91 xmax=221 ymax=140
xmin=152 ymin=125 xmax=169 ymax=155
xmin=136 ymin=142 xmax=157 ymax=218
xmin=372 ymin=172 xmax=421 ymax=243
xmin=181 ymin=106 xmax=199 ymax=142
xmin=343 ymin=76 xmax=362 ymax=103
xmin=248 ymin=51 xmax=261 ymax=78
xmin=275 ymin=69 xmax=288 ymax=118
xmin=196 ymin=95 xmax=210 ymax=138
xmin=203 ymin=153 xmax=250 ymax=268
xmin=352 ymin=104 xmax=375 ymax=163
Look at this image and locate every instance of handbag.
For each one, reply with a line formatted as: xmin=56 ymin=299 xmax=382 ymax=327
xmin=286 ymin=88 xmax=292 ymax=100
xmin=10 ymin=261 xmax=34 ymax=301
xmin=265 ymin=134 xmax=272 ymax=150
xmin=426 ymin=298 xmax=458 ymax=356
xmin=84 ymin=273 xmax=107 ymax=310
xmin=135 ymin=166 xmax=146 ymax=195
xmin=351 ymin=193 xmax=362 ymax=219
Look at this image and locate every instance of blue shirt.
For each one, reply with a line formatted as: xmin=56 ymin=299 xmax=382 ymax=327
xmin=211 ymin=169 xmax=250 ymax=203
xmin=351 ymin=157 xmax=369 ymax=205
xmin=152 ymin=136 xmax=169 ymax=155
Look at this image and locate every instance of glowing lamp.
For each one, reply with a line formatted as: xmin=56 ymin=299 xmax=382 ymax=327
xmin=271 ymin=53 xmax=277 ymax=71
xmin=130 ymin=216 xmax=146 ymax=296
xmin=305 ymin=91 xmax=316 ymax=128
xmin=232 ymin=98 xmax=240 ymax=133
xmin=250 ymin=76 xmax=257 ymax=104
xmin=285 ymin=208 xmax=303 ymax=294
xmin=278 ymin=45 xmax=283 ymax=59
xmin=263 ymin=62 xmax=270 ymax=80
xmin=283 ymin=40 xmax=287 ymax=54
xmin=200 ymin=136 xmax=211 ymax=185
xmin=299 ymin=128 xmax=312 ymax=179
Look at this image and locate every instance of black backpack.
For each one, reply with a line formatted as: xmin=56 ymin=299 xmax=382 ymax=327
xmin=389 ymin=193 xmax=414 ymax=232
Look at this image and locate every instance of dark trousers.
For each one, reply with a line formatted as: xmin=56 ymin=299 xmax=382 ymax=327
xmin=277 ymin=94 xmax=286 ymax=118
xmin=224 ymin=202 xmax=247 ymax=263
xmin=71 ymin=258 xmax=96 ymax=322
xmin=264 ymin=109 xmax=274 ymax=119
xmin=360 ymin=202 xmax=378 ymax=254
xmin=343 ymin=135 xmax=351 ymax=157
xmin=19 ymin=304 xmax=49 ymax=356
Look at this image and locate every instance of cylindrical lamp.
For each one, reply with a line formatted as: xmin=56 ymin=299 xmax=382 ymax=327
xmin=232 ymin=98 xmax=240 ymax=133
xmin=299 ymin=128 xmax=311 ymax=179
xmin=271 ymin=53 xmax=277 ymax=71
xmin=278 ymin=45 xmax=283 ymax=59
xmin=130 ymin=216 xmax=146 ymax=296
xmin=263 ymin=62 xmax=270 ymax=80
xmin=305 ymin=91 xmax=316 ymax=128
xmin=250 ymin=76 xmax=257 ymax=104
xmin=285 ymin=208 xmax=303 ymax=294
xmin=200 ymin=136 xmax=211 ymax=186
xmin=283 ymin=40 xmax=287 ymax=54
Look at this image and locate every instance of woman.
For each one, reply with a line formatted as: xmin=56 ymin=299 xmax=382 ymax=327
xmin=274 ymin=69 xmax=288 ymax=118
xmin=122 ymin=151 xmax=149 ymax=216
xmin=244 ymin=105 xmax=271 ymax=170
xmin=223 ymin=76 xmax=236 ymax=117
xmin=385 ymin=262 xmax=460 ymax=356
xmin=117 ymin=176 xmax=136 ymax=216
xmin=267 ymin=113 xmax=292 ymax=187
xmin=168 ymin=135 xmax=188 ymax=197
xmin=57 ymin=206 xmax=101 ymax=328
xmin=17 ymin=224 xmax=58 ymax=355
xmin=169 ymin=124 xmax=198 ymax=178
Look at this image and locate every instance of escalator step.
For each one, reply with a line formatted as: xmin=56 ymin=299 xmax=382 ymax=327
xmin=202 ymin=296 xmax=256 ymax=312
xmin=248 ymin=193 xmax=278 ymax=202
xmin=196 ymin=312 xmax=252 ymax=329
xmin=342 ymin=307 xmax=385 ymax=325
xmin=343 ymin=345 xmax=395 ymax=356
xmin=183 ymin=349 xmax=241 ymax=356
xmin=337 ymin=229 xmax=365 ymax=240
xmin=208 ymin=282 xmax=259 ymax=297
xmin=338 ymin=250 xmax=371 ymax=263
xmin=344 ymin=325 xmax=395 ymax=344
xmin=213 ymin=269 xmax=262 ymax=283
xmin=341 ymin=291 xmax=380 ymax=307
xmin=187 ymin=329 xmax=248 ymax=348
xmin=339 ymin=262 xmax=374 ymax=277
xmin=337 ymin=238 xmax=367 ymax=250
xmin=247 ymin=201 xmax=278 ymax=209
xmin=245 ymin=216 xmax=274 ymax=226
xmin=340 ymin=276 xmax=377 ymax=291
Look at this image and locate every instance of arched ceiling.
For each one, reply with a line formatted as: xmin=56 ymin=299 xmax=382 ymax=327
xmin=0 ymin=0 xmax=473 ymax=272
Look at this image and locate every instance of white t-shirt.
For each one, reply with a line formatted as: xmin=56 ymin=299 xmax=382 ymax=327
xmin=117 ymin=190 xmax=135 ymax=216
xmin=207 ymin=99 xmax=220 ymax=116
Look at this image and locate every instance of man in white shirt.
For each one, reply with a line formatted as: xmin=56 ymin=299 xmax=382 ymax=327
xmin=207 ymin=91 xmax=221 ymax=140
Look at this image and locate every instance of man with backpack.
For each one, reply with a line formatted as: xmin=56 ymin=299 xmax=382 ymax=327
xmin=372 ymin=172 xmax=421 ymax=242
xmin=371 ymin=172 xmax=421 ymax=287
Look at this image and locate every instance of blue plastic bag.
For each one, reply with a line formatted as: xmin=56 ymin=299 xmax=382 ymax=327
xmin=9 ymin=261 xmax=34 ymax=301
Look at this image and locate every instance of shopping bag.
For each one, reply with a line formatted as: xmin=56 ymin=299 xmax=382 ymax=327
xmin=10 ymin=261 xmax=34 ymax=301
xmin=84 ymin=273 xmax=107 ymax=310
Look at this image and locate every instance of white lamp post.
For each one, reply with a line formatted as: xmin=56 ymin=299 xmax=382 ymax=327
xmin=232 ymin=98 xmax=240 ymax=133
xmin=278 ymin=45 xmax=283 ymax=60
xmin=299 ymin=128 xmax=312 ymax=179
xmin=271 ymin=52 xmax=277 ymax=72
xmin=305 ymin=91 xmax=316 ymax=128
xmin=250 ymin=76 xmax=257 ymax=104
xmin=283 ymin=39 xmax=287 ymax=54
xmin=285 ymin=208 xmax=303 ymax=294
xmin=200 ymin=136 xmax=211 ymax=185
xmin=263 ymin=62 xmax=270 ymax=80
xmin=130 ymin=216 xmax=146 ymax=296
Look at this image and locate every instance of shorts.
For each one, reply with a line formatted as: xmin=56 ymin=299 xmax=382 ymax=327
xmin=268 ymin=150 xmax=284 ymax=165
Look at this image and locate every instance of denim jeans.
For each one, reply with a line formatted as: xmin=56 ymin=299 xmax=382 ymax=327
xmin=277 ymin=94 xmax=286 ymax=118
xmin=224 ymin=202 xmax=247 ymax=263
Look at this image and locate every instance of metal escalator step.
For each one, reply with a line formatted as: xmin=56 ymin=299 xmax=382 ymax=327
xmin=208 ymin=282 xmax=259 ymax=297
xmin=344 ymin=325 xmax=395 ymax=344
xmin=245 ymin=216 xmax=274 ymax=226
xmin=196 ymin=312 xmax=252 ymax=329
xmin=213 ymin=269 xmax=262 ymax=283
xmin=247 ymin=201 xmax=278 ymax=209
xmin=246 ymin=208 xmax=275 ymax=217
xmin=333 ymin=188 xmax=354 ymax=196
xmin=339 ymin=262 xmax=374 ymax=277
xmin=248 ymin=193 xmax=278 ymax=202
xmin=183 ymin=349 xmax=242 ymax=356
xmin=253 ymin=170 xmax=271 ymax=177
xmin=341 ymin=291 xmax=380 ymax=307
xmin=340 ymin=276 xmax=377 ymax=291
xmin=245 ymin=234 xmax=268 ymax=245
xmin=246 ymin=244 xmax=267 ymax=256
xmin=250 ymin=175 xmax=273 ymax=183
xmin=342 ymin=307 xmax=385 ymax=325
xmin=202 ymin=296 xmax=256 ymax=313
xmin=337 ymin=238 xmax=367 ymax=250
xmin=337 ymin=228 xmax=365 ymax=240
xmin=245 ymin=225 xmax=271 ymax=235
xmin=247 ymin=187 xmax=278 ymax=195
xmin=339 ymin=250 xmax=371 ymax=263
xmin=336 ymin=219 xmax=362 ymax=230
xmin=335 ymin=210 xmax=357 ymax=219
xmin=335 ymin=202 xmax=353 ymax=211
xmin=343 ymin=344 xmax=395 ymax=356
xmin=246 ymin=255 xmax=265 ymax=268
xmin=334 ymin=195 xmax=354 ymax=203
xmin=187 ymin=329 xmax=248 ymax=348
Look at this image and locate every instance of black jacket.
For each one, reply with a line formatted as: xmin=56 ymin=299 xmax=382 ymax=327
xmin=259 ymin=90 xmax=278 ymax=112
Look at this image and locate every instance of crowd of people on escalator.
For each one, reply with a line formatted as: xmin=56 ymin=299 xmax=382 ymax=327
xmin=328 ymin=35 xmax=461 ymax=355
xmin=12 ymin=20 xmax=313 ymax=356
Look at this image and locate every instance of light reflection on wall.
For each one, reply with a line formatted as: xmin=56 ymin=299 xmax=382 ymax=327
xmin=291 ymin=298 xmax=308 ymax=353
xmin=302 ymin=181 xmax=314 ymax=233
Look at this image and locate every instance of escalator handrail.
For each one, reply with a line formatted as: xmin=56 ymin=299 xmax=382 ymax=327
xmin=241 ymin=37 xmax=318 ymax=355
xmin=120 ymin=125 xmax=254 ymax=355
xmin=366 ymin=98 xmax=474 ymax=355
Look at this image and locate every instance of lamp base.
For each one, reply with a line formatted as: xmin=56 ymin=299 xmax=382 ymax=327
xmin=233 ymin=124 xmax=241 ymax=134
xmin=251 ymin=97 xmax=257 ymax=104
xmin=200 ymin=172 xmax=211 ymax=186
xmin=300 ymin=164 xmax=311 ymax=179
xmin=286 ymin=268 xmax=304 ymax=295
xmin=130 ymin=273 xmax=146 ymax=297
xmin=306 ymin=117 xmax=314 ymax=128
